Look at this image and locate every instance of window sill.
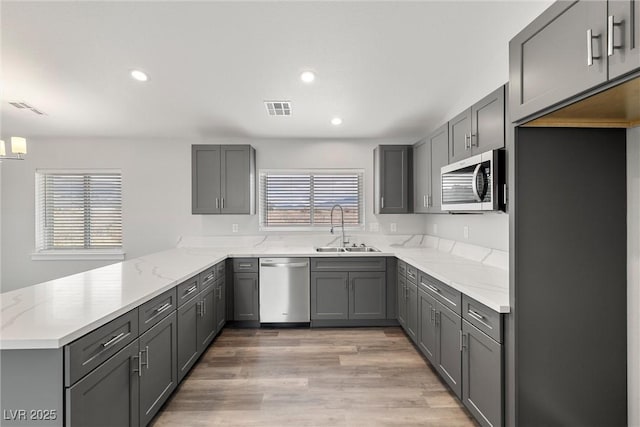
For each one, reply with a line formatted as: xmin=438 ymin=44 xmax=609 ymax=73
xmin=259 ymin=225 xmax=366 ymax=232
xmin=31 ymin=250 xmax=126 ymax=261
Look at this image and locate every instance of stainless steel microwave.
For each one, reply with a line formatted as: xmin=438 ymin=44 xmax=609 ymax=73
xmin=441 ymin=149 xmax=505 ymax=211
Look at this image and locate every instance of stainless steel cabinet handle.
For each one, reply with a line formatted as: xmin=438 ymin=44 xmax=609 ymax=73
xmin=468 ymin=309 xmax=493 ymax=329
xmin=427 ymin=195 xmax=431 ymax=208
xmin=239 ymin=263 xmax=252 ymax=268
xmin=503 ymin=184 xmax=508 ymax=206
xmin=215 ymin=198 xmax=219 ymax=209
xmin=470 ymin=133 xmax=477 ymax=147
xmin=431 ymin=308 xmax=435 ymax=322
xmin=102 ymin=332 xmax=125 ymax=348
xmin=435 ymin=311 xmax=439 ymax=326
xmin=260 ymin=262 xmax=308 ymax=268
xmin=381 ymin=197 xmax=385 ymax=209
xmin=459 ymin=330 xmax=463 ymax=351
xmin=133 ymin=353 xmax=142 ymax=377
xmin=155 ymin=302 xmax=171 ymax=314
xmin=608 ymin=15 xmax=623 ymax=56
xmin=221 ymin=198 xmax=225 ymax=209
xmin=423 ymin=195 xmax=427 ymax=207
xmin=464 ymin=134 xmax=471 ymax=150
xmin=587 ymin=29 xmax=601 ymax=66
xmin=426 ymin=284 xmax=440 ymax=294
xmin=197 ymin=301 xmax=203 ymax=317
xmin=141 ymin=346 xmax=149 ymax=370
xmin=461 ymin=332 xmax=467 ymax=350
xmin=185 ymin=285 xmax=197 ymax=295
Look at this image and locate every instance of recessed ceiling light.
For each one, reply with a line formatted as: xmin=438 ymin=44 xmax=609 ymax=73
xmin=300 ymin=71 xmax=315 ymax=83
xmin=331 ymin=117 xmax=343 ymax=126
xmin=130 ymin=70 xmax=148 ymax=82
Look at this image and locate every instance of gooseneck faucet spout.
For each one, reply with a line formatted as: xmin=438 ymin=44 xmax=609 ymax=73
xmin=330 ymin=204 xmax=348 ymax=247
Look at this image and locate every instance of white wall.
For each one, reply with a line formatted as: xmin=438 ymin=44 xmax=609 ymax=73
xmin=0 ymin=137 xmax=426 ymax=291
xmin=423 ymin=212 xmax=508 ymax=251
xmin=628 ymin=126 xmax=640 ymax=427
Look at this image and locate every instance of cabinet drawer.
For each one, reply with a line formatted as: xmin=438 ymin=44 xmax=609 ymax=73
xmin=462 ymin=295 xmax=502 ymax=343
xmin=64 ymin=309 xmax=139 ymax=387
xmin=139 ymin=288 xmax=177 ymax=334
xmin=310 ymin=257 xmax=386 ymax=272
xmin=406 ymin=265 xmax=418 ymax=284
xmin=199 ymin=266 xmax=217 ymax=288
xmin=177 ymin=276 xmax=199 ymax=307
xmin=418 ymin=271 xmax=461 ymax=315
xmin=216 ymin=260 xmax=226 ymax=278
xmin=398 ymin=260 xmax=407 ymax=277
xmin=233 ymin=258 xmax=259 ymax=272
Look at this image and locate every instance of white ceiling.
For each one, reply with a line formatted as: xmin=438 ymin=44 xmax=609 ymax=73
xmin=0 ymin=1 xmax=552 ymax=140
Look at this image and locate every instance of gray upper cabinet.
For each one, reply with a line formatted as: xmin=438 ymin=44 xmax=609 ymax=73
xmin=449 ymin=85 xmax=505 ymax=163
xmin=192 ymin=144 xmax=256 ymax=214
xmin=509 ymin=1 xmax=610 ymax=122
xmin=348 ymin=272 xmax=386 ymax=320
xmin=138 ymin=312 xmax=177 ymax=427
xmin=374 ymin=145 xmax=413 ymax=214
xmin=428 ymin=124 xmax=449 ymax=212
xmin=609 ymin=0 xmax=640 ymax=79
xmin=471 ymin=85 xmax=505 ymax=153
xmin=462 ymin=319 xmax=503 ymax=427
xmin=413 ymin=139 xmax=430 ymax=213
xmin=448 ymin=109 xmax=472 ymax=163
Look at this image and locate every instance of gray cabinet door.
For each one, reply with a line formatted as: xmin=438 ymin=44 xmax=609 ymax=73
xmin=66 ymin=340 xmax=140 ymax=427
xmin=608 ymin=0 xmax=640 ymax=79
xmin=177 ymin=295 xmax=199 ymax=383
xmin=413 ymin=139 xmax=430 ymax=213
xmin=405 ymin=281 xmax=418 ymax=343
xmin=192 ymin=145 xmax=221 ymax=214
xmin=509 ymin=1 xmax=607 ymax=122
xmin=375 ymin=145 xmax=412 ymax=213
xmin=220 ymin=145 xmax=254 ymax=214
xmin=448 ymin=108 xmax=472 ymax=163
xmin=471 ymin=85 xmax=505 ymax=154
xmin=139 ymin=312 xmax=177 ymax=427
xmin=215 ymin=279 xmax=226 ymax=333
xmin=436 ymin=302 xmax=462 ymax=398
xmin=397 ymin=273 xmax=407 ymax=327
xmin=418 ymin=289 xmax=437 ymax=363
xmin=348 ymin=272 xmax=386 ymax=320
xmin=233 ymin=273 xmax=259 ymax=321
xmin=197 ymin=284 xmax=217 ymax=351
xmin=428 ymin=124 xmax=449 ymax=212
xmin=462 ymin=320 xmax=503 ymax=427
xmin=310 ymin=272 xmax=349 ymax=320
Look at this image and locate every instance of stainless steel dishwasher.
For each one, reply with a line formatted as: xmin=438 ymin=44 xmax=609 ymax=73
xmin=259 ymin=257 xmax=310 ymax=323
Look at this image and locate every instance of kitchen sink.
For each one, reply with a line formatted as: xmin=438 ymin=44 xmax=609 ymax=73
xmin=344 ymin=247 xmax=380 ymax=252
xmin=315 ymin=247 xmax=346 ymax=252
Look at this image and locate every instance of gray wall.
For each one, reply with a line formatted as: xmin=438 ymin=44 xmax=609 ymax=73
xmin=629 ymin=126 xmax=640 ymax=427
xmin=0 ymin=137 xmax=427 ymax=292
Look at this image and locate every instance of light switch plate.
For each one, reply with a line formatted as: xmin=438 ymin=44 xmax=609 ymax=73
xmin=390 ymin=223 xmax=397 ymax=232
xmin=433 ymin=223 xmax=438 ymax=235
xmin=232 ymin=224 xmax=239 ymax=233
xmin=463 ymin=225 xmax=469 ymax=239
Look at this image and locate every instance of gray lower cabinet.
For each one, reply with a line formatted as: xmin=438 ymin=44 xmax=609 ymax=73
xmin=214 ymin=277 xmax=226 ymax=332
xmin=233 ymin=272 xmax=259 ymax=321
xmin=462 ymin=319 xmax=503 ymax=427
xmin=66 ymin=340 xmax=140 ymax=427
xmin=405 ymin=281 xmax=418 ymax=343
xmin=177 ymin=295 xmax=200 ymax=382
xmin=436 ymin=302 xmax=462 ymax=399
xmin=374 ymin=145 xmax=413 ymax=214
xmin=397 ymin=273 xmax=407 ymax=327
xmin=310 ymin=272 xmax=349 ymax=320
xmin=348 ymin=272 xmax=386 ymax=320
xmin=191 ymin=144 xmax=256 ymax=214
xmin=138 ymin=312 xmax=177 ymax=427
xmin=417 ymin=288 xmax=437 ymax=363
xmin=197 ymin=283 xmax=217 ymax=349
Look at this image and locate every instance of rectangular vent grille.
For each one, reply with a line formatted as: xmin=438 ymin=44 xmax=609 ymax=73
xmin=9 ymin=101 xmax=46 ymax=115
xmin=264 ymin=101 xmax=291 ymax=116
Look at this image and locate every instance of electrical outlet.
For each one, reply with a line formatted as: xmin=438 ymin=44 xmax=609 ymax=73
xmin=369 ymin=222 xmax=379 ymax=232
xmin=390 ymin=223 xmax=397 ymax=232
xmin=232 ymin=224 xmax=239 ymax=233
xmin=433 ymin=223 xmax=438 ymax=235
xmin=463 ymin=225 xmax=469 ymax=239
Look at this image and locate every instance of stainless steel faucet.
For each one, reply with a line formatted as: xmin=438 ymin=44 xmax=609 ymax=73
xmin=330 ymin=204 xmax=349 ymax=247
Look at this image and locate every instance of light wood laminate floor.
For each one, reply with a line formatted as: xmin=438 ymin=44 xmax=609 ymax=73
xmin=151 ymin=327 xmax=477 ymax=427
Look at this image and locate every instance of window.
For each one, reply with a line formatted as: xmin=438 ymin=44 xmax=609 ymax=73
xmin=259 ymin=170 xmax=364 ymax=229
xmin=34 ymin=170 xmax=124 ymax=260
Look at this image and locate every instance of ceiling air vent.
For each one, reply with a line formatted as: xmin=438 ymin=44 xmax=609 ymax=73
xmin=264 ymin=101 xmax=291 ymax=116
xmin=8 ymin=101 xmax=46 ymax=115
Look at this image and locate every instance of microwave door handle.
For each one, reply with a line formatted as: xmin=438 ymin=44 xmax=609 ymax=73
xmin=471 ymin=164 xmax=483 ymax=202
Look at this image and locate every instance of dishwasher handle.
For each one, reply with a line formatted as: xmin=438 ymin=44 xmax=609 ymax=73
xmin=260 ymin=262 xmax=309 ymax=268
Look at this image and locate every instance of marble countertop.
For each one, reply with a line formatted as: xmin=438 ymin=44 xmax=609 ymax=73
xmin=1 ymin=236 xmax=509 ymax=350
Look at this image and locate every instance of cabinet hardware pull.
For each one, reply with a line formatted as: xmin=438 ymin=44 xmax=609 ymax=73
xmin=470 ymin=133 xmax=477 ymax=147
xmin=461 ymin=332 xmax=467 ymax=350
xmin=185 ymin=285 xmax=197 ymax=295
xmin=155 ymin=303 xmax=171 ymax=314
xmin=221 ymin=198 xmax=225 ymax=209
xmin=216 ymin=198 xmax=219 ymax=209
xmin=468 ymin=309 xmax=493 ymax=329
xmin=431 ymin=308 xmax=435 ymax=322
xmin=427 ymin=195 xmax=431 ymax=207
xmin=239 ymin=263 xmax=252 ymax=268
xmin=587 ymin=29 xmax=601 ymax=66
xmin=133 ymin=353 xmax=142 ymax=377
xmin=102 ymin=332 xmax=125 ymax=348
xmin=459 ymin=330 xmax=463 ymax=351
xmin=608 ymin=15 xmax=623 ymax=56
xmin=503 ymin=184 xmax=508 ymax=206
xmin=464 ymin=134 xmax=470 ymax=150
xmin=423 ymin=195 xmax=427 ymax=207
xmin=426 ymin=284 xmax=440 ymax=294
xmin=381 ymin=197 xmax=385 ymax=209
xmin=435 ymin=311 xmax=439 ymax=326
xmin=141 ymin=346 xmax=149 ymax=370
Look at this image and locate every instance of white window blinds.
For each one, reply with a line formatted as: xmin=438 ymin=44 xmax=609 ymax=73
xmin=259 ymin=170 xmax=364 ymax=228
xmin=36 ymin=171 xmax=122 ymax=250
